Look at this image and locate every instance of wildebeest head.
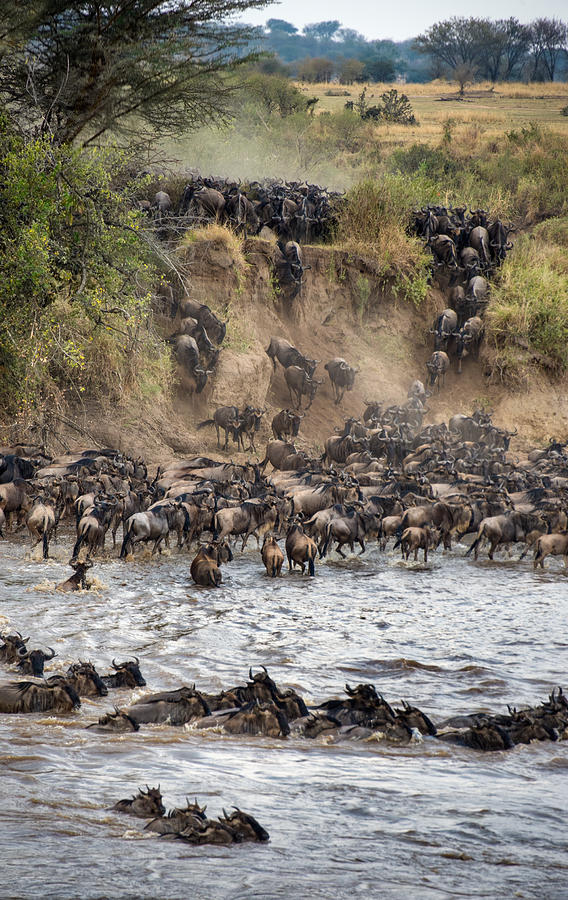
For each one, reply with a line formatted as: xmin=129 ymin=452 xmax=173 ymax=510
xmin=87 ymin=707 xmax=140 ymax=733
xmin=220 ymin=808 xmax=270 ymax=842
xmin=17 ymin=646 xmax=56 ymax=677
xmin=0 ymin=631 xmax=30 ymax=662
xmin=113 ymin=785 xmax=166 ymax=818
xmin=395 ymin=699 xmax=437 ymax=736
xmin=223 ymin=699 xmax=290 ymax=737
xmin=66 ymin=661 xmax=108 ymax=697
xmin=109 ymin=657 xmax=146 ymax=687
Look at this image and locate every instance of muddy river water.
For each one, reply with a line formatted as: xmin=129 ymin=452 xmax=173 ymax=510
xmin=1 ymin=533 xmax=567 ymax=899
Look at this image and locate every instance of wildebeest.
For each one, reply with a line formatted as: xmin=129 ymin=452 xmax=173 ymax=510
xmin=260 ymin=440 xmax=310 ymax=472
xmin=469 ymin=225 xmax=491 ymax=267
xmin=0 ymin=677 xmax=81 ymax=713
xmin=431 ymin=308 xmax=458 ymax=352
xmin=454 ymin=316 xmax=484 ymax=373
xmin=274 ymin=240 xmax=308 ymax=299
xmin=214 ymin=500 xmax=279 ymax=550
xmin=261 ymin=534 xmax=284 ymax=577
xmin=321 ymin=510 xmax=380 ymax=558
xmin=0 ymin=478 xmax=32 ymax=529
xmin=63 ymin=662 xmax=108 ymax=697
xmin=26 ymin=498 xmax=58 ymax=559
xmin=426 ymin=351 xmax=450 ymax=392
xmin=271 ymin=409 xmax=303 ymax=441
xmin=218 ymin=808 xmax=270 ymax=842
xmin=265 ymin=337 xmax=317 ymax=376
xmin=429 ymin=234 xmax=458 ymax=268
xmin=324 ymin=358 xmax=359 ymax=405
xmin=395 ymin=525 xmax=439 ymax=563
xmin=120 ymin=501 xmax=185 ymax=557
xmin=222 ymin=700 xmax=290 ymax=737
xmin=145 ymin=799 xmax=208 ymax=835
xmin=284 ymin=366 xmax=322 ymax=410
xmin=532 ymin=532 xmax=568 ymax=569
xmin=16 ymin=646 xmax=56 ymax=677
xmin=101 ymin=658 xmax=147 ymax=689
xmin=285 ymin=523 xmax=317 ymax=575
xmin=72 ymin=500 xmax=116 ymax=559
xmin=233 ymin=406 xmax=265 ymax=453
xmin=55 ymin=558 xmax=93 ymax=592
xmin=127 ymin=686 xmax=211 ymax=725
xmin=113 ymin=786 xmax=166 ymax=818
xmin=197 ymin=406 xmax=240 ymax=451
xmin=190 ymin=541 xmax=233 ymax=587
xmin=86 ymin=707 xmax=140 ymax=733
xmin=466 ymin=512 xmax=537 ymax=561
xmin=0 ymin=631 xmax=29 ymax=663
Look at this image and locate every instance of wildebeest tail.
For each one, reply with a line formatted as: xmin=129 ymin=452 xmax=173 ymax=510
xmin=392 ymin=535 xmax=402 ymax=551
xmin=320 ymin=523 xmax=332 ymax=558
xmin=465 ymin=527 xmax=483 ymax=557
xmin=196 ymin=419 xmax=215 ymax=430
xmin=308 ymin=553 xmax=315 ymax=577
xmin=71 ymin=531 xmax=85 ymax=561
xmin=42 ymin=529 xmax=49 ymax=560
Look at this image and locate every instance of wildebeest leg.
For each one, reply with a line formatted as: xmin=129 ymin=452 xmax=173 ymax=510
xmin=215 ymin=423 xmax=221 ymax=447
xmin=358 ymin=539 xmax=365 ymax=555
xmin=414 ymin=548 xmax=418 ymax=562
xmin=336 ymin=543 xmax=346 ymax=559
xmin=287 ymin=552 xmax=293 ymax=572
xmin=424 ymin=547 xmax=428 ymax=563
xmin=488 ymin=541 xmax=496 ymax=560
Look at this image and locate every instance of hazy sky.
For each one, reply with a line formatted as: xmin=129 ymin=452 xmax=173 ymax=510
xmin=241 ymin=0 xmax=565 ymax=41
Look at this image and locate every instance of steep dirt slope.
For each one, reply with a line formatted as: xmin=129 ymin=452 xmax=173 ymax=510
xmin=63 ymin=233 xmax=568 ymax=466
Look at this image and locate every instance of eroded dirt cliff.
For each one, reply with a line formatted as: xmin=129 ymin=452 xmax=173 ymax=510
xmin=60 ymin=234 xmax=568 ymax=465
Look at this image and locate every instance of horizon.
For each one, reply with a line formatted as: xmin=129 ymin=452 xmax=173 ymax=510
xmin=239 ymin=0 xmax=567 ymax=43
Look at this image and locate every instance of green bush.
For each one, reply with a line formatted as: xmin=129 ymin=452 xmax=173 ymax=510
xmin=0 ymin=115 xmax=168 ymax=417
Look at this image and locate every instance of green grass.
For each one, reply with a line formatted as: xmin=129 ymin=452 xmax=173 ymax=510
xmin=485 ymin=230 xmax=568 ymax=380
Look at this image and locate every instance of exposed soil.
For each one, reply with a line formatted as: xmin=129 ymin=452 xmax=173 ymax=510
xmin=51 ymin=235 xmax=568 ymax=466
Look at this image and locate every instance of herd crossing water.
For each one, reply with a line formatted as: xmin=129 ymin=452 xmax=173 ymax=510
xmin=1 ymin=523 xmax=567 ymax=898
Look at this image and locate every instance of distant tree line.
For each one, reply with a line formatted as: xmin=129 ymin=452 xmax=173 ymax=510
xmin=256 ymin=16 xmax=568 ymax=83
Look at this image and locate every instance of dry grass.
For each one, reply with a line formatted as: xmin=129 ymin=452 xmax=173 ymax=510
xmin=179 ymin=223 xmax=247 ymax=269
xmin=300 ymin=80 xmax=568 ymax=153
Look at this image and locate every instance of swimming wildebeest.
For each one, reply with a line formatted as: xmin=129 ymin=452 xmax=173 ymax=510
xmin=0 ymin=677 xmax=81 ymax=713
xmin=113 ymin=786 xmax=166 ymax=818
xmin=190 ymin=540 xmax=233 ymax=587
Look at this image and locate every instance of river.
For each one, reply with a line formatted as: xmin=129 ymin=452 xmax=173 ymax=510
xmin=1 ymin=533 xmax=567 ymax=899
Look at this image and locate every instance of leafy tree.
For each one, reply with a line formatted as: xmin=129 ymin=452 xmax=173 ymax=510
xmin=297 ymin=57 xmax=335 ymax=83
xmin=452 ymin=63 xmax=477 ymax=96
xmin=414 ymin=18 xmax=485 ymax=71
xmin=246 ymin=73 xmax=307 ymax=117
xmin=266 ymin=19 xmax=298 ymax=34
xmin=339 ymin=59 xmax=365 ymax=84
xmin=364 ymin=57 xmax=396 ymax=82
xmin=0 ymin=114 xmax=163 ymax=414
xmin=302 ymin=21 xmax=342 ymax=42
xmin=0 ymin=0 xmax=271 ymax=146
xmin=528 ymin=18 xmax=567 ymax=81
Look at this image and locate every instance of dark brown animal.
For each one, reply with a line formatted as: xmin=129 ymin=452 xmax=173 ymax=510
xmin=113 ymin=786 xmax=166 ymax=818
xmin=261 ymin=534 xmax=284 ymax=577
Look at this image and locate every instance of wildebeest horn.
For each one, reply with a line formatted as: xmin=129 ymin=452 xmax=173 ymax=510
xmin=249 ymin=667 xmax=253 ymax=680
xmin=112 ymin=658 xmax=119 ymax=669
xmin=132 ymin=656 xmax=139 ymax=665
xmin=222 ymin=808 xmax=229 ymax=820
xmin=45 ymin=647 xmax=56 ymax=660
xmin=17 ymin=645 xmax=29 ymax=658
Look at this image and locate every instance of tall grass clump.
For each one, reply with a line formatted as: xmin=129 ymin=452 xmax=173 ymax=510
xmin=335 ymin=175 xmax=432 ymax=303
xmin=485 ymin=232 xmax=568 ymax=381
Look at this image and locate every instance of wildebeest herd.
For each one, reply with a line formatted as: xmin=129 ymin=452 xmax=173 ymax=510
xmin=417 ymin=206 xmax=514 ymax=390
xmin=144 ymin=176 xmax=342 ymax=245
